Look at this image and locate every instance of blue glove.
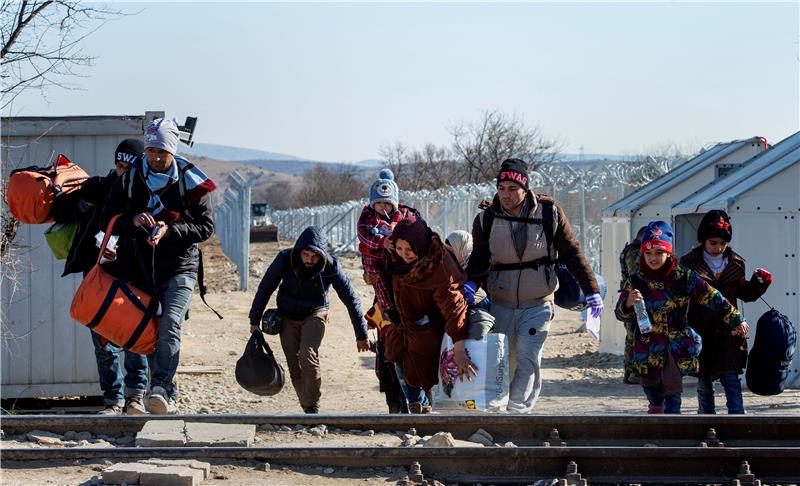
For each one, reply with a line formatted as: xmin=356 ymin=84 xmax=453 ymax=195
xmin=586 ymin=293 xmax=603 ymax=319
xmin=463 ymin=281 xmax=477 ymax=306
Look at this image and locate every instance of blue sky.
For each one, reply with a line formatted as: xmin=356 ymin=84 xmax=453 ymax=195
xmin=9 ymin=2 xmax=799 ymax=161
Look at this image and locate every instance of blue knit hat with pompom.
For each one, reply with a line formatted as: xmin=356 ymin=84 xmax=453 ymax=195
xmin=369 ymin=168 xmax=399 ymax=211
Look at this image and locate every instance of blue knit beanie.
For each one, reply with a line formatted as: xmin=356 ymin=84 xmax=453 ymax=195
xmin=369 ymin=168 xmax=399 ymax=211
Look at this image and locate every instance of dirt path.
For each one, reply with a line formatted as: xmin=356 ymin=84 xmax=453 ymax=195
xmin=182 ymin=238 xmax=800 ymax=416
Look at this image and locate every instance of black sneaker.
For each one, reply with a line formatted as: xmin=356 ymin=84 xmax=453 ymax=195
xmin=303 ymin=406 xmax=319 ymax=414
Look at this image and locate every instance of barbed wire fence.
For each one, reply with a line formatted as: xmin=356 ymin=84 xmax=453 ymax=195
xmin=271 ymin=158 xmax=672 ymax=272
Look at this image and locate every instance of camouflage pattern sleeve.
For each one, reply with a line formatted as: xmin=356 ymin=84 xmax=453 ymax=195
xmin=623 ymin=245 xmax=640 ymax=281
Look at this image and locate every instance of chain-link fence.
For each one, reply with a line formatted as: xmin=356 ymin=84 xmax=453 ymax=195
xmin=271 ymin=159 xmax=671 ymax=272
xmin=213 ymin=170 xmax=258 ymax=290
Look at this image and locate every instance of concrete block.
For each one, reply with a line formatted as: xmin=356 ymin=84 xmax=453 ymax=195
xmin=185 ymin=422 xmax=255 ymax=447
xmin=102 ymin=462 xmax=159 ymax=484
xmin=139 ymin=465 xmax=204 ymax=486
xmin=136 ymin=420 xmax=186 ymax=447
xmin=139 ymin=459 xmax=211 ymax=479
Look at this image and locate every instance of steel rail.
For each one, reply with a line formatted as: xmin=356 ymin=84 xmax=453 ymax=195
xmin=3 ymin=414 xmax=799 ymax=447
xmin=3 ymin=446 xmax=800 ymax=483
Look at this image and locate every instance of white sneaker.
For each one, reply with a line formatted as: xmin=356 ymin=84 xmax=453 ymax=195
xmin=146 ymin=386 xmax=178 ymax=415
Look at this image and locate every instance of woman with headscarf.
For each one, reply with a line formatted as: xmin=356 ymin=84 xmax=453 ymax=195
xmin=383 ymin=216 xmax=475 ymax=413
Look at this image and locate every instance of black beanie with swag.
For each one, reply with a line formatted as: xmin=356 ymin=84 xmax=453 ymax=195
xmin=496 ymin=158 xmax=529 ymax=189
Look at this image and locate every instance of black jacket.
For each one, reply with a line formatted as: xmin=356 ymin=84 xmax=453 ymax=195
xmin=100 ymin=158 xmax=214 ymax=290
xmin=248 ymin=226 xmax=368 ymax=341
xmin=50 ymin=171 xmax=117 ymax=277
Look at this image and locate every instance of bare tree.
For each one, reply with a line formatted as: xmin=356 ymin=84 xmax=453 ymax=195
xmin=291 ymin=164 xmax=367 ymax=208
xmin=1 ymin=1 xmax=121 ymax=109
xmin=377 ymin=141 xmax=409 ymax=187
xmin=378 ymin=141 xmax=460 ymax=192
xmin=450 ymin=109 xmax=561 ymax=183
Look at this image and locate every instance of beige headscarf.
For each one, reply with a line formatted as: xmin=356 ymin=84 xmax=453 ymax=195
xmin=444 ymin=230 xmax=473 ymax=270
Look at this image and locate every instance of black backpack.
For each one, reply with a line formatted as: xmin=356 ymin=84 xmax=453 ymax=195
xmin=746 ymin=309 xmax=797 ymax=396
xmin=235 ymin=331 xmax=285 ymax=396
xmin=480 ymin=199 xmax=591 ymax=311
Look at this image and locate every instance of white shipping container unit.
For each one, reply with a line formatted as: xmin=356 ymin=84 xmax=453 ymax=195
xmin=599 ymin=131 xmax=800 ymax=388
xmin=1 ymin=114 xmax=160 ymax=399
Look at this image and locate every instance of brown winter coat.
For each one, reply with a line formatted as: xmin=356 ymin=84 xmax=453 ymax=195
xmin=680 ymin=246 xmax=770 ymax=378
xmin=384 ymin=234 xmax=468 ymax=390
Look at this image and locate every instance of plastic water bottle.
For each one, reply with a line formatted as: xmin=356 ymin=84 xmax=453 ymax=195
xmin=633 ymin=299 xmax=652 ymax=334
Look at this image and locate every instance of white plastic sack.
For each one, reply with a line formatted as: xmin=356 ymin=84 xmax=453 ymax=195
xmin=432 ymin=333 xmax=509 ymax=412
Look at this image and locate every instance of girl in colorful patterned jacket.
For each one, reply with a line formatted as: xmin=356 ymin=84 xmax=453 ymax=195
xmin=680 ymin=210 xmax=771 ymax=414
xmin=615 ymin=221 xmax=749 ymax=414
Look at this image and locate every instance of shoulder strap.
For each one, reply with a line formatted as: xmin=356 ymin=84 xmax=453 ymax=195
xmin=540 ymin=200 xmax=555 ymax=257
xmin=481 ymin=208 xmax=494 ymax=239
xmin=196 ymin=247 xmax=223 ymax=319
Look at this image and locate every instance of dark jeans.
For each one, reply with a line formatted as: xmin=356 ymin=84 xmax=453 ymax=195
xmin=150 ymin=273 xmax=196 ymax=399
xmin=280 ymin=312 xmax=327 ymax=411
xmin=697 ymin=372 xmax=745 ymax=414
xmin=642 ymin=385 xmax=682 ymax=414
xmin=91 ymin=331 xmax=148 ymax=407
xmin=394 ymin=361 xmax=430 ymax=408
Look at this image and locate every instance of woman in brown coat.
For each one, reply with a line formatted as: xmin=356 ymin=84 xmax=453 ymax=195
xmin=384 ymin=217 xmax=475 ymax=412
xmin=680 ymin=210 xmax=771 ymax=414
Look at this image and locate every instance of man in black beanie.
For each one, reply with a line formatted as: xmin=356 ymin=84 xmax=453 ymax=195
xmin=466 ymin=158 xmax=601 ymax=413
xmin=51 ymin=138 xmax=149 ymax=415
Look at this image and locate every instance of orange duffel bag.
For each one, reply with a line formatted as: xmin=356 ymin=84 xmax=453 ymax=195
xmin=70 ymin=214 xmax=159 ymax=355
xmin=7 ymin=154 xmax=89 ymax=224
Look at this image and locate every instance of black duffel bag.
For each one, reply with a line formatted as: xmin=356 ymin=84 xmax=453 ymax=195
xmin=235 ymin=331 xmax=285 ymax=396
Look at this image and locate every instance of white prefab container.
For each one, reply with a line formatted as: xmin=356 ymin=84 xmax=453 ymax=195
xmin=598 ymin=137 xmax=769 ymax=355
xmin=672 ymin=131 xmax=800 ymax=387
xmin=1 ymin=114 xmax=158 ymax=399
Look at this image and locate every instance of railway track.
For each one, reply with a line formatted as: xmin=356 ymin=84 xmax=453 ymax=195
xmin=3 ymin=414 xmax=799 ymax=484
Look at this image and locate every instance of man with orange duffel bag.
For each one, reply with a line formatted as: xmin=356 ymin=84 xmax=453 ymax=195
xmin=60 ymin=139 xmax=150 ymax=415
xmin=99 ymin=118 xmax=216 ymax=415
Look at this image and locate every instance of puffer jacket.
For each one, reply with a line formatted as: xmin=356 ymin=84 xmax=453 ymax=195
xmin=248 ymin=226 xmax=368 ymax=341
xmin=615 ymin=262 xmax=744 ymax=380
xmin=384 ymin=234 xmax=468 ymax=389
xmin=680 ymin=246 xmax=770 ymax=378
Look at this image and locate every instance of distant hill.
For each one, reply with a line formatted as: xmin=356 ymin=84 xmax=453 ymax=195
xmin=239 ymin=159 xmax=364 ymax=177
xmin=179 ymin=143 xmax=306 ymax=162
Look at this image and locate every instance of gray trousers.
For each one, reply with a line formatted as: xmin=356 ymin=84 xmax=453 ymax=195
xmin=490 ymin=301 xmax=553 ymax=414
